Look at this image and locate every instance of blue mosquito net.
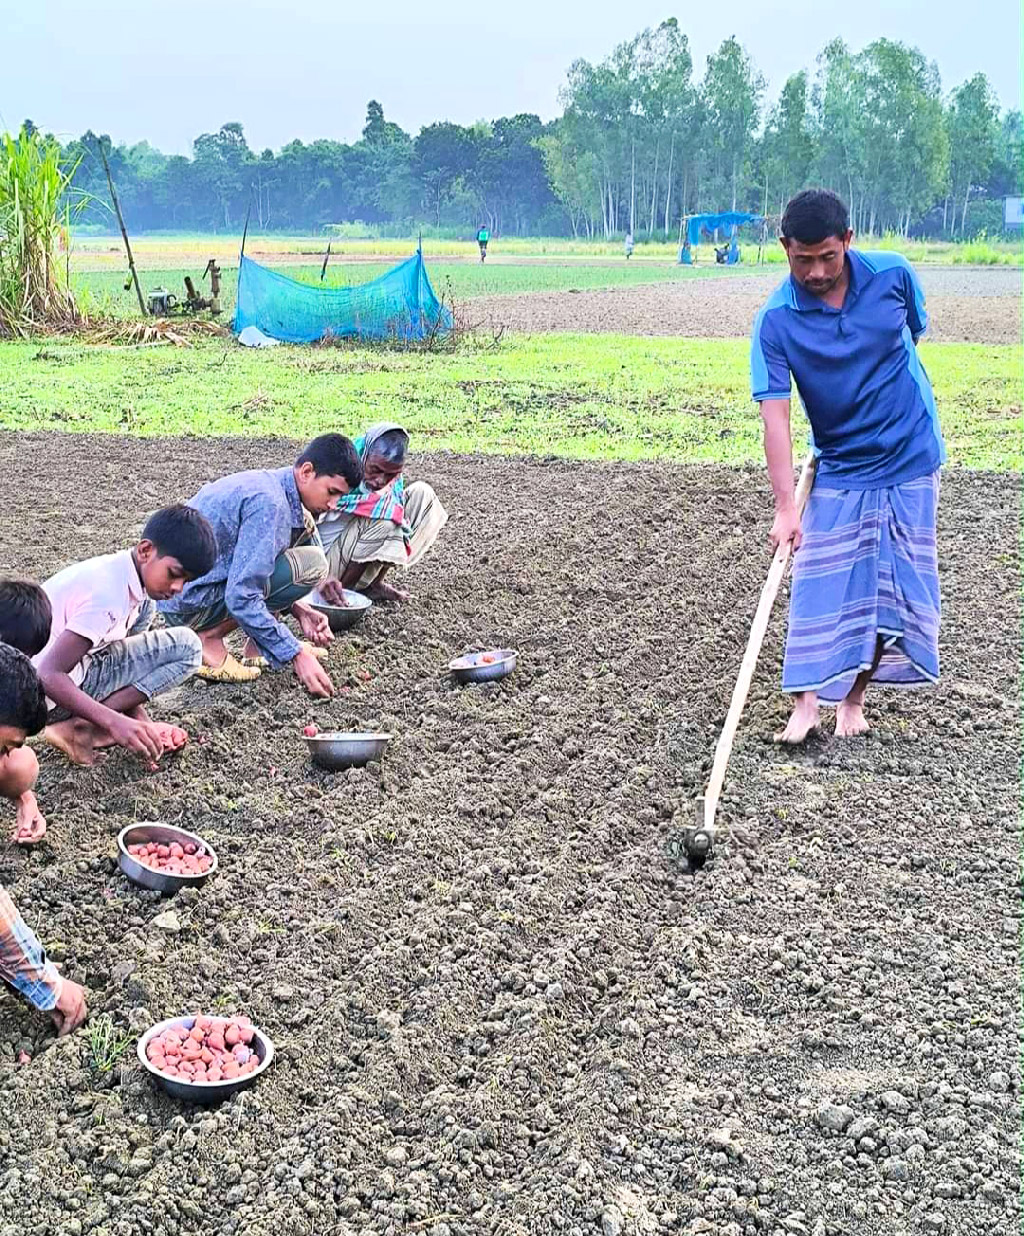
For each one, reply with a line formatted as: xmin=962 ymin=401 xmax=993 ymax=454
xmin=685 ymin=212 xmax=761 ymax=246
xmin=234 ymin=250 xmax=451 ymax=344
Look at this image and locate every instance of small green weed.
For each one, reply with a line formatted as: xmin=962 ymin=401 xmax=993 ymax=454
xmin=87 ymin=1015 xmax=133 ymax=1077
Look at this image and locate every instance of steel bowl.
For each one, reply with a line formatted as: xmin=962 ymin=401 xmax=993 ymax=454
xmin=309 ymin=589 xmax=372 ymax=632
xmin=138 ymin=1015 xmax=274 ymax=1105
xmin=117 ymin=823 xmax=219 ymax=895
xmin=305 ymin=731 xmax=392 ymax=770
xmin=449 ymin=649 xmax=517 ymax=684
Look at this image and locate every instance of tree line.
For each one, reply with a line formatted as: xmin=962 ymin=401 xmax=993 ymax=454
xmin=29 ymin=23 xmax=1023 ymax=240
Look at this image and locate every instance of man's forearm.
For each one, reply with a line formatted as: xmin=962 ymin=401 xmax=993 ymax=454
xmin=761 ymin=400 xmax=796 ymax=509
xmin=225 ymin=588 xmax=301 ymax=668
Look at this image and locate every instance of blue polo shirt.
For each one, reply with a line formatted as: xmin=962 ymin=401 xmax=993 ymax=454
xmin=750 ymin=250 xmax=945 ymax=488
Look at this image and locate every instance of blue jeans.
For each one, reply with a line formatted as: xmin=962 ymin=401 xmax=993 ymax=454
xmin=162 ymin=546 xmax=327 ymax=633
xmin=47 ymin=601 xmax=202 ymax=721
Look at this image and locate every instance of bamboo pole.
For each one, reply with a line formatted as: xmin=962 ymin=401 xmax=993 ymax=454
xmin=98 ymin=142 xmax=146 ymax=316
xmin=695 ymin=451 xmax=818 ymax=838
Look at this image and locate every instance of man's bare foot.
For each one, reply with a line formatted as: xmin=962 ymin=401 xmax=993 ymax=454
xmin=199 ymin=635 xmax=230 ymax=668
xmin=13 ymin=791 xmax=46 ymax=845
xmin=835 ymin=699 xmax=870 ymax=737
xmin=44 ymin=719 xmax=106 ymax=767
xmin=774 ymin=696 xmax=821 ymax=744
xmin=364 ymin=579 xmax=410 ymax=603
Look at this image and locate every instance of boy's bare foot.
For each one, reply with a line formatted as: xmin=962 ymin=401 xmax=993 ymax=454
xmin=44 ymin=719 xmax=106 ymax=767
xmin=774 ymin=695 xmax=821 ymax=744
xmin=365 ymin=579 xmax=410 ymax=603
xmin=835 ymin=699 xmax=870 ymax=737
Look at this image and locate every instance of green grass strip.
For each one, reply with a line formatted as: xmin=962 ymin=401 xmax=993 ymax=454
xmin=0 ymin=334 xmax=1019 ymax=471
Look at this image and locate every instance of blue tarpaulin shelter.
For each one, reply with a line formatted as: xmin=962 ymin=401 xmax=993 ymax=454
xmin=233 ymin=249 xmax=451 ymax=344
xmin=685 ymin=211 xmax=761 ymax=247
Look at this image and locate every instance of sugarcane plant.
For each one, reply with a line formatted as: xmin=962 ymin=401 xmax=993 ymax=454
xmin=0 ymin=125 xmax=84 ymax=337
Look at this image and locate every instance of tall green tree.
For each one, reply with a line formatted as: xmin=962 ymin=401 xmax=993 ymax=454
xmin=947 ymin=73 xmax=1000 ymax=234
xmin=855 ymin=40 xmax=947 ymax=235
xmin=538 ymin=122 xmax=602 ymax=237
xmin=474 ymin=114 xmax=554 ymax=234
xmin=414 ymin=122 xmax=480 ymax=227
xmin=356 ymin=101 xmax=416 ymax=223
xmin=810 ymin=39 xmax=865 ymax=226
xmin=633 ymin=18 xmax=693 ymax=234
xmin=988 ymin=110 xmax=1023 ymax=198
xmin=192 ymin=122 xmax=252 ymax=230
xmin=702 ymin=37 xmax=764 ymax=211
xmin=760 ymin=71 xmax=813 ymax=218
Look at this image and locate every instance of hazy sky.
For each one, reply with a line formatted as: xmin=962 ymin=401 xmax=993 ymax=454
xmin=4 ymin=0 xmax=1020 ymax=154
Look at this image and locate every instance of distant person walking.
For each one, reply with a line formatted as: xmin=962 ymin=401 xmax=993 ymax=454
xmin=751 ymin=189 xmax=944 ymax=744
xmin=476 ymin=225 xmax=489 ymax=262
xmin=624 ymin=230 xmax=634 ymax=260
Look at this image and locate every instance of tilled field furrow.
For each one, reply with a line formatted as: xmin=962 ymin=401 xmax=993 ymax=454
xmin=0 ymin=434 xmax=1017 ymax=1236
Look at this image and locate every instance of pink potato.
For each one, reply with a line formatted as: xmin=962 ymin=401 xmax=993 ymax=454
xmin=149 ymin=1015 xmax=262 ymax=1086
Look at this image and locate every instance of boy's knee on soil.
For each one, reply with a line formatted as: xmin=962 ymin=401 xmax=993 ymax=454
xmin=0 ymin=745 xmax=40 ymax=797
xmin=174 ymin=627 xmax=204 ymax=672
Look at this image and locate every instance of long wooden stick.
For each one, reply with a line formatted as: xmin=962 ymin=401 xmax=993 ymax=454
xmin=696 ymin=450 xmax=817 ymax=833
xmin=98 ymin=141 xmax=146 ymax=317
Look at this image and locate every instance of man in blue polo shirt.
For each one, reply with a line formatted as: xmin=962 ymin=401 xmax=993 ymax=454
xmin=751 ymin=189 xmax=944 ymax=743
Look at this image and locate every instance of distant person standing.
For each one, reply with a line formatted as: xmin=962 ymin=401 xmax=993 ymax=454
xmin=476 ymin=225 xmax=489 ymax=262
xmin=624 ymin=230 xmax=634 ymax=260
xmin=751 ymin=189 xmax=944 ymax=744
